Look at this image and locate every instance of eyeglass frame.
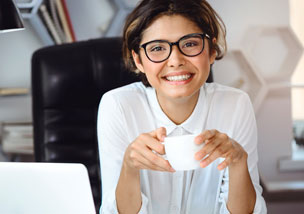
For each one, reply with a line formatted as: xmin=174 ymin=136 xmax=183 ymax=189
xmin=139 ymin=33 xmax=211 ymax=63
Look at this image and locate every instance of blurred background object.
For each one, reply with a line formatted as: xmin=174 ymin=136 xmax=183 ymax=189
xmin=0 ymin=0 xmax=24 ymax=33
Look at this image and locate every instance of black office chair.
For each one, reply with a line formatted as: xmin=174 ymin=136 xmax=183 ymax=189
xmin=31 ymin=37 xmax=213 ymax=212
xmin=31 ymin=37 xmax=140 ymax=212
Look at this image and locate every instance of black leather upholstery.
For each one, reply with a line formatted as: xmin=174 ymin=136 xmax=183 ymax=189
xmin=31 ymin=37 xmax=213 ymax=211
xmin=31 ymin=37 xmax=140 ymax=211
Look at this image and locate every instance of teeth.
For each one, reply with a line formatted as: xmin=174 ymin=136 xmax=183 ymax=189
xmin=166 ymin=74 xmax=191 ymax=81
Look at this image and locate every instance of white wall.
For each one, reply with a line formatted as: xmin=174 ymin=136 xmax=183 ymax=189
xmin=210 ymin=1 xmax=304 ymax=213
xmin=65 ymin=0 xmax=115 ymax=40
xmin=0 ymin=21 xmax=43 ymax=122
xmin=210 ymin=0 xmax=290 ymax=49
xmin=290 ymin=0 xmax=304 ymax=120
xmin=210 ymin=0 xmax=304 ymax=182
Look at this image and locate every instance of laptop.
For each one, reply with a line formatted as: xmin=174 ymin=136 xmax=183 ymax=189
xmin=0 ymin=162 xmax=96 ymax=214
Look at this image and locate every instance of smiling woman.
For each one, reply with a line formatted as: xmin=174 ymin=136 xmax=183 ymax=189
xmin=122 ymin=0 xmax=226 ymax=87
xmin=97 ymin=0 xmax=267 ymax=213
xmin=131 ymin=15 xmax=215 ymax=114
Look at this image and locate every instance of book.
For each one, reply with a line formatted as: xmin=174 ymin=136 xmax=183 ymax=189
xmin=1 ymin=122 xmax=33 ymax=155
xmin=49 ymin=0 xmax=67 ymax=43
xmin=61 ymin=0 xmax=76 ymax=42
xmin=55 ymin=0 xmax=73 ymax=42
xmin=39 ymin=4 xmax=62 ymax=44
xmin=29 ymin=13 xmax=55 ymax=45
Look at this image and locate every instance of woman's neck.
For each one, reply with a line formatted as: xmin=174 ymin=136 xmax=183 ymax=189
xmin=156 ymin=90 xmax=200 ymax=125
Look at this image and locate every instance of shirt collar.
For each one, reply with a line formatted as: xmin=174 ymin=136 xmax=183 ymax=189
xmin=146 ymin=85 xmax=207 ymax=136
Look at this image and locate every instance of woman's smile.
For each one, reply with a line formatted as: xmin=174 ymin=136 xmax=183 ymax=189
xmin=162 ymin=72 xmax=194 ymax=85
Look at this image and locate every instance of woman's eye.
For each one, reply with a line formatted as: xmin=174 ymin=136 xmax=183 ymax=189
xmin=184 ymin=41 xmax=198 ymax=48
xmin=150 ymin=46 xmax=166 ymax=52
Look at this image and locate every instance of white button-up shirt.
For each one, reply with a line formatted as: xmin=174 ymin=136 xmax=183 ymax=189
xmin=97 ymin=82 xmax=267 ymax=214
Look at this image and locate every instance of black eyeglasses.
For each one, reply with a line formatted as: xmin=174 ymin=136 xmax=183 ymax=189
xmin=140 ymin=33 xmax=210 ymax=63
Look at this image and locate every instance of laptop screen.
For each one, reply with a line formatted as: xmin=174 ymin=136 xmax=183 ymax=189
xmin=0 ymin=162 xmax=96 ymax=214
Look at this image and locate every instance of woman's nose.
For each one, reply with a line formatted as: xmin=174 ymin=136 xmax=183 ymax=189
xmin=167 ymin=46 xmax=185 ymax=67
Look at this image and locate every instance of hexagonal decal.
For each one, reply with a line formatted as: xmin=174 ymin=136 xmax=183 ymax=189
xmin=213 ymin=50 xmax=268 ymax=113
xmin=242 ymin=26 xmax=303 ymax=83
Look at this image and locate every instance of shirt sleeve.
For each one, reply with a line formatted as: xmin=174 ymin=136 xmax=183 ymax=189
xmin=97 ymin=92 xmax=149 ymax=214
xmin=218 ymin=93 xmax=267 ymax=214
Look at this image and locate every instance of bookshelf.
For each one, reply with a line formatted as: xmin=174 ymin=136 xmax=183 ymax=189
xmin=17 ymin=0 xmax=53 ymax=45
xmin=15 ymin=0 xmax=143 ymax=45
xmin=16 ymin=0 xmax=76 ymax=46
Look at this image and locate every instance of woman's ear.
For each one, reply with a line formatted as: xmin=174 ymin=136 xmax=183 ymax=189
xmin=210 ymin=49 xmax=217 ymax=65
xmin=132 ymin=50 xmax=144 ymax=73
xmin=209 ymin=38 xmax=217 ymax=65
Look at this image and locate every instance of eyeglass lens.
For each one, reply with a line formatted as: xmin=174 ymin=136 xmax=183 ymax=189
xmin=144 ymin=34 xmax=205 ymax=62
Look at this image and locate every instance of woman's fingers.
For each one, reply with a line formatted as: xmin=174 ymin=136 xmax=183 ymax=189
xmin=156 ymin=127 xmax=167 ymax=142
xmin=195 ymin=129 xmax=217 ymax=145
xmin=130 ymin=150 xmax=172 ymax=171
xmin=200 ymin=144 xmax=230 ymax=168
xmin=138 ymin=133 xmax=165 ymax=155
xmin=149 ymin=127 xmax=167 ymax=142
xmin=139 ymin=144 xmax=172 ymax=171
xmin=217 ymin=155 xmax=232 ymax=170
xmin=195 ymin=132 xmax=229 ymax=160
xmin=194 ymin=129 xmax=246 ymax=170
xmin=125 ymin=127 xmax=174 ymax=172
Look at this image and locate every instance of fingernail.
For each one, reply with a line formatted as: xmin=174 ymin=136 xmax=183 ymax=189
xmin=200 ymin=162 xmax=207 ymax=168
xmin=194 ymin=137 xmax=200 ymax=144
xmin=161 ymin=135 xmax=165 ymax=141
xmin=170 ymin=167 xmax=176 ymax=172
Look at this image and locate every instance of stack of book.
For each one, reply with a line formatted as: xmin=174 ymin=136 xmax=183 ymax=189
xmin=1 ymin=123 xmax=34 ymax=155
xmin=18 ymin=0 xmax=76 ymax=45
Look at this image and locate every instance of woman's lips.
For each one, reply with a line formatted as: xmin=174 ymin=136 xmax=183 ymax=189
xmin=162 ymin=72 xmax=194 ymax=85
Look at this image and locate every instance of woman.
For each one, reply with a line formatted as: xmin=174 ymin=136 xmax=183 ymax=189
xmin=98 ymin=0 xmax=267 ymax=213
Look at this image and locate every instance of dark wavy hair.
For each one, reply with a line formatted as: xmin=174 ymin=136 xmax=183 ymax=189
xmin=122 ymin=0 xmax=227 ymax=87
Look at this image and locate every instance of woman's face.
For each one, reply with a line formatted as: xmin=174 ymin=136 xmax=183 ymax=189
xmin=133 ymin=15 xmax=216 ymax=103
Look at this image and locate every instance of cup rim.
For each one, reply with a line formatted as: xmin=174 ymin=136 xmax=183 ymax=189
xmin=163 ymin=134 xmax=197 ymax=144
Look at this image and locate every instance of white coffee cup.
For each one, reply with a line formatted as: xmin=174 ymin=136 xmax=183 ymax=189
xmin=163 ymin=134 xmax=204 ymax=171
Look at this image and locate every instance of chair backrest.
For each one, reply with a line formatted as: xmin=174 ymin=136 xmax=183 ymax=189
xmin=31 ymin=37 xmax=213 ymax=211
xmin=31 ymin=37 xmax=140 ymax=211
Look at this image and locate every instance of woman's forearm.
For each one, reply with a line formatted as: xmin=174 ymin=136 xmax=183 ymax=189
xmin=116 ymin=163 xmax=142 ymax=214
xmin=227 ymin=153 xmax=256 ymax=214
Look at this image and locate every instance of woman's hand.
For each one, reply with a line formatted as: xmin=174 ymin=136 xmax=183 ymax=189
xmin=194 ymin=129 xmax=247 ymax=170
xmin=123 ymin=127 xmax=175 ymax=172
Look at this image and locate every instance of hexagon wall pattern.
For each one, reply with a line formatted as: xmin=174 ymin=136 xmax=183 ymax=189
xmin=242 ymin=26 xmax=303 ymax=83
xmin=213 ymin=50 xmax=268 ymax=113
